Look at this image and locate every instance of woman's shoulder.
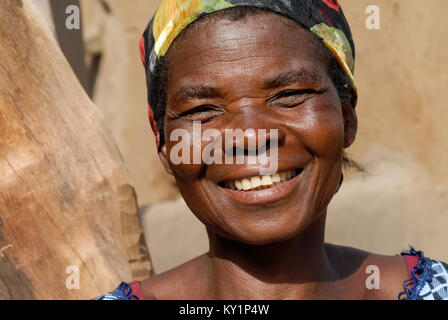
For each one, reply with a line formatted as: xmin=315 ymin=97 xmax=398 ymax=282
xmin=94 ymin=255 xmax=206 ymax=300
xmin=326 ymin=244 xmax=448 ymax=300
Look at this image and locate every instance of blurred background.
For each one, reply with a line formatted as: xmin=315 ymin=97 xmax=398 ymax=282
xmin=34 ymin=0 xmax=448 ymax=273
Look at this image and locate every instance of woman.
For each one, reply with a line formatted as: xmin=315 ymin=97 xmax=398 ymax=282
xmin=96 ymin=0 xmax=448 ymax=300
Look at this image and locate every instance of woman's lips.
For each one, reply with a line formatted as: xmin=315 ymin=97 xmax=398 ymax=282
xmin=219 ymin=168 xmax=304 ymax=205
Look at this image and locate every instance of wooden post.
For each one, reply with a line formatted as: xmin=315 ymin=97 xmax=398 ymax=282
xmin=0 ymin=0 xmax=152 ymax=299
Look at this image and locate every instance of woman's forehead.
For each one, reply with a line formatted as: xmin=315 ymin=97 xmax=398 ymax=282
xmin=168 ymin=11 xmax=318 ymax=58
xmin=166 ymin=13 xmax=328 ymax=95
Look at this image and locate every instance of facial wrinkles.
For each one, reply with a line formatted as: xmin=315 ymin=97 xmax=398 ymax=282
xmin=168 ymin=17 xmax=323 ymax=87
xmin=183 ymin=178 xmax=248 ymax=240
xmin=303 ymin=130 xmax=342 ymax=214
xmin=170 ymin=162 xmax=225 ymax=230
xmin=168 ymin=63 xmax=328 ymax=120
xmin=304 ymin=106 xmax=344 ymax=214
xmin=198 ymin=179 xmax=228 ymax=232
xmin=281 ymin=102 xmax=343 ymax=218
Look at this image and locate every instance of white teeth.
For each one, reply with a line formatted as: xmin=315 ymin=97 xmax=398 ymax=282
xmin=250 ymin=176 xmax=262 ymax=188
xmin=224 ymin=170 xmax=299 ymax=191
xmin=272 ymin=173 xmax=281 ymax=183
xmin=234 ymin=180 xmax=243 ymax=190
xmin=261 ymin=175 xmax=273 ymax=186
xmin=242 ymin=178 xmax=252 ymax=191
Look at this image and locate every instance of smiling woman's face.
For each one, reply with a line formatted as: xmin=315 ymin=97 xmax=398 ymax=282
xmin=158 ymin=11 xmax=357 ymax=245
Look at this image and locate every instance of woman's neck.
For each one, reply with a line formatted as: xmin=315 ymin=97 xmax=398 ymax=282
xmin=204 ymin=213 xmax=342 ymax=299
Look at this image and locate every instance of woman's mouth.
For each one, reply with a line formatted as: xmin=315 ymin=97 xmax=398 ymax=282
xmin=219 ymin=169 xmax=303 ymax=191
xmin=217 ymin=168 xmax=304 ymax=206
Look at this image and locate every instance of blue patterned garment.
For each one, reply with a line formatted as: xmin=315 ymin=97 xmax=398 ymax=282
xmin=94 ymin=248 xmax=448 ymax=300
xmin=94 ymin=282 xmax=140 ymax=300
xmin=399 ymin=248 xmax=448 ymax=300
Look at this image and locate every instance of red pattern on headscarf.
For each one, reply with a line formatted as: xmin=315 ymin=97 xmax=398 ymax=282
xmin=148 ymin=104 xmax=160 ymax=149
xmin=139 ymin=36 xmax=146 ymax=66
xmin=322 ymin=0 xmax=339 ymax=12
xmin=140 ymin=36 xmax=161 ymax=149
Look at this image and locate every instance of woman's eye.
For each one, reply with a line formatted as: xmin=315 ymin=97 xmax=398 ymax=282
xmin=269 ymin=89 xmax=317 ymax=108
xmin=178 ymin=105 xmax=223 ymax=122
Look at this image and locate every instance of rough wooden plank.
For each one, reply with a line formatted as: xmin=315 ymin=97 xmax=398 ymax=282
xmin=0 ymin=0 xmax=152 ymax=299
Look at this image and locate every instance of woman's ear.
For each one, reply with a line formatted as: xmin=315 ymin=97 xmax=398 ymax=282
xmin=158 ymin=144 xmax=174 ymax=176
xmin=342 ymin=93 xmax=358 ymax=148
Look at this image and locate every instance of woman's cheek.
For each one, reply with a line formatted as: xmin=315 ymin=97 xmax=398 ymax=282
xmin=165 ymin=125 xmax=205 ymax=182
xmin=292 ymin=102 xmax=345 ymax=158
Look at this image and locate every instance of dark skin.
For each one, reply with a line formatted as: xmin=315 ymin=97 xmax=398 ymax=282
xmin=141 ymin=12 xmax=409 ymax=300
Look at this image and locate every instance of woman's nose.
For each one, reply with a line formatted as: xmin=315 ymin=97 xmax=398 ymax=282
xmin=221 ymin=121 xmax=286 ymax=158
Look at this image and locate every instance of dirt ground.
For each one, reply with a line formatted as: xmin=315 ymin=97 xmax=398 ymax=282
xmin=74 ymin=0 xmax=448 ymax=272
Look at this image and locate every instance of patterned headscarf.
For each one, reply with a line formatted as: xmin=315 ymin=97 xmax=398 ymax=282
xmin=139 ymin=0 xmax=356 ymax=150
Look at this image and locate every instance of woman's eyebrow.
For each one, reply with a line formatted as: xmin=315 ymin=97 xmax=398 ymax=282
xmin=172 ymin=85 xmax=223 ymax=106
xmin=262 ymin=69 xmax=323 ymax=90
xmin=171 ymin=70 xmax=321 ymax=106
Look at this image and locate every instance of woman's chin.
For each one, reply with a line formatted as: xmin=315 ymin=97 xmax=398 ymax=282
xmin=219 ymin=219 xmax=308 ymax=246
